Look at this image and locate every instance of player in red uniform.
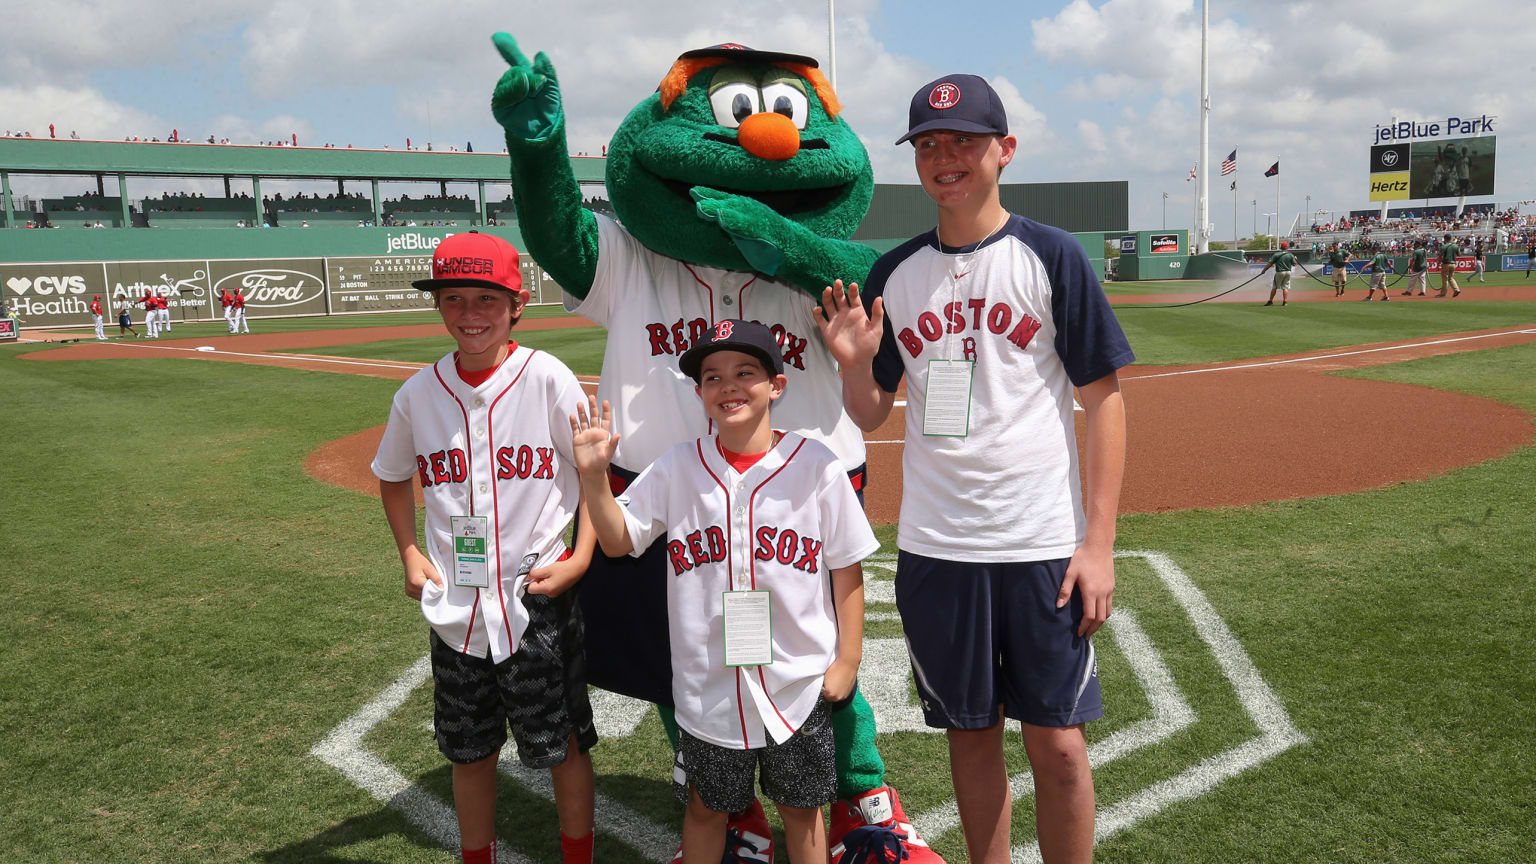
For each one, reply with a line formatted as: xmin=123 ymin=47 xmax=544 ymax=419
xmin=138 ymin=292 xmax=159 ymax=338
xmin=232 ymin=289 xmax=250 ymax=334
xmin=219 ymin=289 xmax=235 ymax=333
xmin=90 ymin=295 xmax=106 ymax=340
xmin=156 ymin=290 xmax=172 ymax=334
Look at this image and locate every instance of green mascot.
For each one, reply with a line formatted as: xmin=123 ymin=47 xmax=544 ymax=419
xmin=492 ymin=34 xmax=943 ymax=864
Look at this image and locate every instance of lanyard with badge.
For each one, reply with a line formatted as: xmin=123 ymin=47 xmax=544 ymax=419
xmin=451 ymin=515 xmax=490 ymax=588
xmin=923 ymin=212 xmax=1007 ymax=438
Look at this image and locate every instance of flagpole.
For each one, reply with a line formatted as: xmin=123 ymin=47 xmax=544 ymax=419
xmin=826 ymin=0 xmax=837 ymax=90
xmin=1275 ymin=154 xmax=1281 ymax=250
xmin=1197 ymin=0 xmax=1210 ymax=253
xmin=1233 ymin=181 xmax=1237 ymax=244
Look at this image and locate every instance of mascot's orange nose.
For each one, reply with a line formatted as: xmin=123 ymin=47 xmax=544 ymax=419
xmin=737 ymin=112 xmax=800 ymax=161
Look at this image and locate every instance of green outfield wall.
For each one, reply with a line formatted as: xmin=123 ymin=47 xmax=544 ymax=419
xmin=1115 ymin=230 xmax=1190 ymax=280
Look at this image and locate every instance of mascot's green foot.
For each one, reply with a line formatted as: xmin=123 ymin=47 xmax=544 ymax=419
xmin=830 ymin=786 xmax=946 ymax=863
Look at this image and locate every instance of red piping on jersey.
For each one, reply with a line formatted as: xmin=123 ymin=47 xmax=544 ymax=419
xmin=462 ymin=594 xmax=480 ymax=653
xmin=682 ymin=262 xmax=753 ymax=441
xmin=696 ymin=438 xmax=732 ymax=585
xmin=735 ymin=668 xmax=750 ymax=749
xmin=682 ymin=264 xmax=717 ymax=323
xmin=748 ymin=435 xmax=806 ymax=590
xmin=487 ymin=349 xmax=539 ymax=651
xmin=682 ymin=264 xmax=758 ymax=328
xmin=757 ymin=666 xmax=798 ymax=734
xmin=432 ymin=359 xmax=479 ymax=647
xmin=735 ymin=276 xmax=758 ymax=316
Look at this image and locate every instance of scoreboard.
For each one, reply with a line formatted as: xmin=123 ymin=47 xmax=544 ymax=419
xmin=327 ymin=255 xmax=435 ymax=313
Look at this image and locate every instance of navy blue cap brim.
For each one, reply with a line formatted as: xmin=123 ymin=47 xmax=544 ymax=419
xmin=679 ymin=342 xmax=782 ymax=382
xmin=678 ymin=46 xmax=818 ymax=68
xmin=895 ymin=118 xmax=1008 ymax=145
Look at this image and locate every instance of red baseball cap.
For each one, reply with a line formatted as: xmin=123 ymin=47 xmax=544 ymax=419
xmin=413 ymin=231 xmax=528 ymax=304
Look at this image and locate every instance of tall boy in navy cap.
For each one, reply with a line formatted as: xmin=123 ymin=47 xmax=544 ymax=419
xmin=816 ymin=75 xmax=1134 ymax=863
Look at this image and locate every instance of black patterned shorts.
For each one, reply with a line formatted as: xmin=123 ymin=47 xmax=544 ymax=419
xmin=429 ymin=591 xmax=596 ymax=768
xmin=673 ymin=697 xmax=836 ymax=812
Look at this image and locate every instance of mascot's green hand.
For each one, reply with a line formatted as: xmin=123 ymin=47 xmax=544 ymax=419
xmin=491 ymin=32 xmax=563 ymax=141
xmin=690 ymin=187 xmax=788 ymax=276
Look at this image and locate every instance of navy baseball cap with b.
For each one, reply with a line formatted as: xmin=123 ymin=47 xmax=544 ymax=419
xmin=413 ymin=231 xmax=529 ymax=304
xmin=895 ymin=73 xmax=1009 ymax=144
xmin=679 ymin=319 xmax=785 ymax=382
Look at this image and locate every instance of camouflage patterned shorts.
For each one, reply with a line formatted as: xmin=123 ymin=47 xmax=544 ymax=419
xmin=429 ymin=591 xmax=596 ymax=768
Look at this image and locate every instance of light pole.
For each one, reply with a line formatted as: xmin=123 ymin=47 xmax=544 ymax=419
xmin=1305 ymin=194 xmax=1311 ymax=227
xmin=1263 ymin=213 xmax=1276 ymax=249
xmin=1162 ymin=191 xmax=1168 ymax=229
xmin=1251 ymin=199 xmax=1257 ymax=238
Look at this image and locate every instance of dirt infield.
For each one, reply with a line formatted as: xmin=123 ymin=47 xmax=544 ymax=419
xmin=25 ymin=323 xmax=1536 ymax=520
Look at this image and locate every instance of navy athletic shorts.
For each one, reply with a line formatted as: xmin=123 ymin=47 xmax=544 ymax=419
xmin=895 ymin=551 xmax=1102 ymax=729
xmin=577 ymin=462 xmax=867 ymax=705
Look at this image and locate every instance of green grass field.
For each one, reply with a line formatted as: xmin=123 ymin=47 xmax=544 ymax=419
xmin=2 ymin=301 xmax=1534 ymax=862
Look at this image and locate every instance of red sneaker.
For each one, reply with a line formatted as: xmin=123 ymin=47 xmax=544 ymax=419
xmin=673 ymin=798 xmax=774 ymax=863
xmin=830 ymin=786 xmax=945 ymax=863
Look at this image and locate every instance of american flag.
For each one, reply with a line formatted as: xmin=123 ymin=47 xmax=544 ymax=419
xmin=1186 ymin=164 xmax=1197 ymax=182
xmin=1221 ymin=149 xmax=1237 ymax=176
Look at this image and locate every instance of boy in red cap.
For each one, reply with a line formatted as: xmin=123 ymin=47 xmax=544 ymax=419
xmin=371 ymin=232 xmax=598 ymax=864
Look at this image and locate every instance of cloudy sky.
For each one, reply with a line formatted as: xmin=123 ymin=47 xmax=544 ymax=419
xmin=3 ymin=0 xmax=1530 ymax=239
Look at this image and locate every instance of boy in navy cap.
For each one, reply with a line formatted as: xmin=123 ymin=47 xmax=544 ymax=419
xmin=816 ymin=75 xmax=1134 ymax=863
xmin=571 ymin=319 xmax=876 ymax=864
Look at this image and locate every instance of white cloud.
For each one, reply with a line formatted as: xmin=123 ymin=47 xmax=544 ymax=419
xmin=0 ymin=84 xmax=163 ymax=141
xmin=1078 ymin=119 xmax=1107 ymax=152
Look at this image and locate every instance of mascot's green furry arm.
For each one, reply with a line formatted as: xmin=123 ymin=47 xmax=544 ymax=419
xmin=488 ymin=32 xmax=878 ymax=298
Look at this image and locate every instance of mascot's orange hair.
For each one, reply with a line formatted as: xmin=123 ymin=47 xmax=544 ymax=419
xmin=658 ymin=58 xmax=842 ymax=118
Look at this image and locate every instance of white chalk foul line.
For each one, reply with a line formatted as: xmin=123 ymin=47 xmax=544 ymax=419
xmin=308 ymin=657 xmax=539 ymax=864
xmin=312 ymin=550 xmax=1301 ymax=862
xmin=101 ymin=340 xmax=429 ymax=371
xmin=1123 ymin=327 xmax=1536 ymax=380
xmin=911 ymin=603 xmax=1196 ymax=847
xmin=1007 ymin=550 xmax=1307 ymax=864
xmin=97 ymin=341 xmax=605 ymax=390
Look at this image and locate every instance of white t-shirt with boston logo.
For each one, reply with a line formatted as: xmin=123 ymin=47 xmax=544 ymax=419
xmin=617 ymin=432 xmax=878 ymax=749
xmin=565 ymin=213 xmax=866 ymax=474
xmin=863 ymin=214 xmax=1135 ymax=562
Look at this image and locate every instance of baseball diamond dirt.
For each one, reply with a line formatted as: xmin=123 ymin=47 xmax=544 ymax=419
xmin=27 ymin=319 xmax=1535 ymax=522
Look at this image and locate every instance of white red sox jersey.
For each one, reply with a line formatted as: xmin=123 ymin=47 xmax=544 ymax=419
xmin=863 ymin=214 xmax=1135 ymax=562
xmin=565 ymin=214 xmax=866 ymax=474
xmin=371 ymin=345 xmax=586 ymax=662
xmin=617 ymin=432 xmax=878 ymax=749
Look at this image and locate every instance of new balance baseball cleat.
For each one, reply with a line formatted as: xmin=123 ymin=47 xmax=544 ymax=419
xmin=830 ymin=786 xmax=943 ymax=863
xmin=670 ymin=797 xmax=773 ymax=864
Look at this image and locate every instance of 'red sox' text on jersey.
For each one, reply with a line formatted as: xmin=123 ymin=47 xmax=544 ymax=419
xmin=564 ymin=214 xmax=866 ymax=474
xmin=615 ymin=432 xmax=878 ymax=750
xmin=371 ymin=345 xmax=588 ymax=662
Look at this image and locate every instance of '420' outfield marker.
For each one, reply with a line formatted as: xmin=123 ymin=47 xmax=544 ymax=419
xmin=311 ymin=551 xmax=1306 ymax=863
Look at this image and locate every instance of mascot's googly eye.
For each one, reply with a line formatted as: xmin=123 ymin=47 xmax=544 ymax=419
xmin=759 ymin=82 xmax=808 ymax=129
xmin=709 ymin=82 xmax=761 ymax=129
